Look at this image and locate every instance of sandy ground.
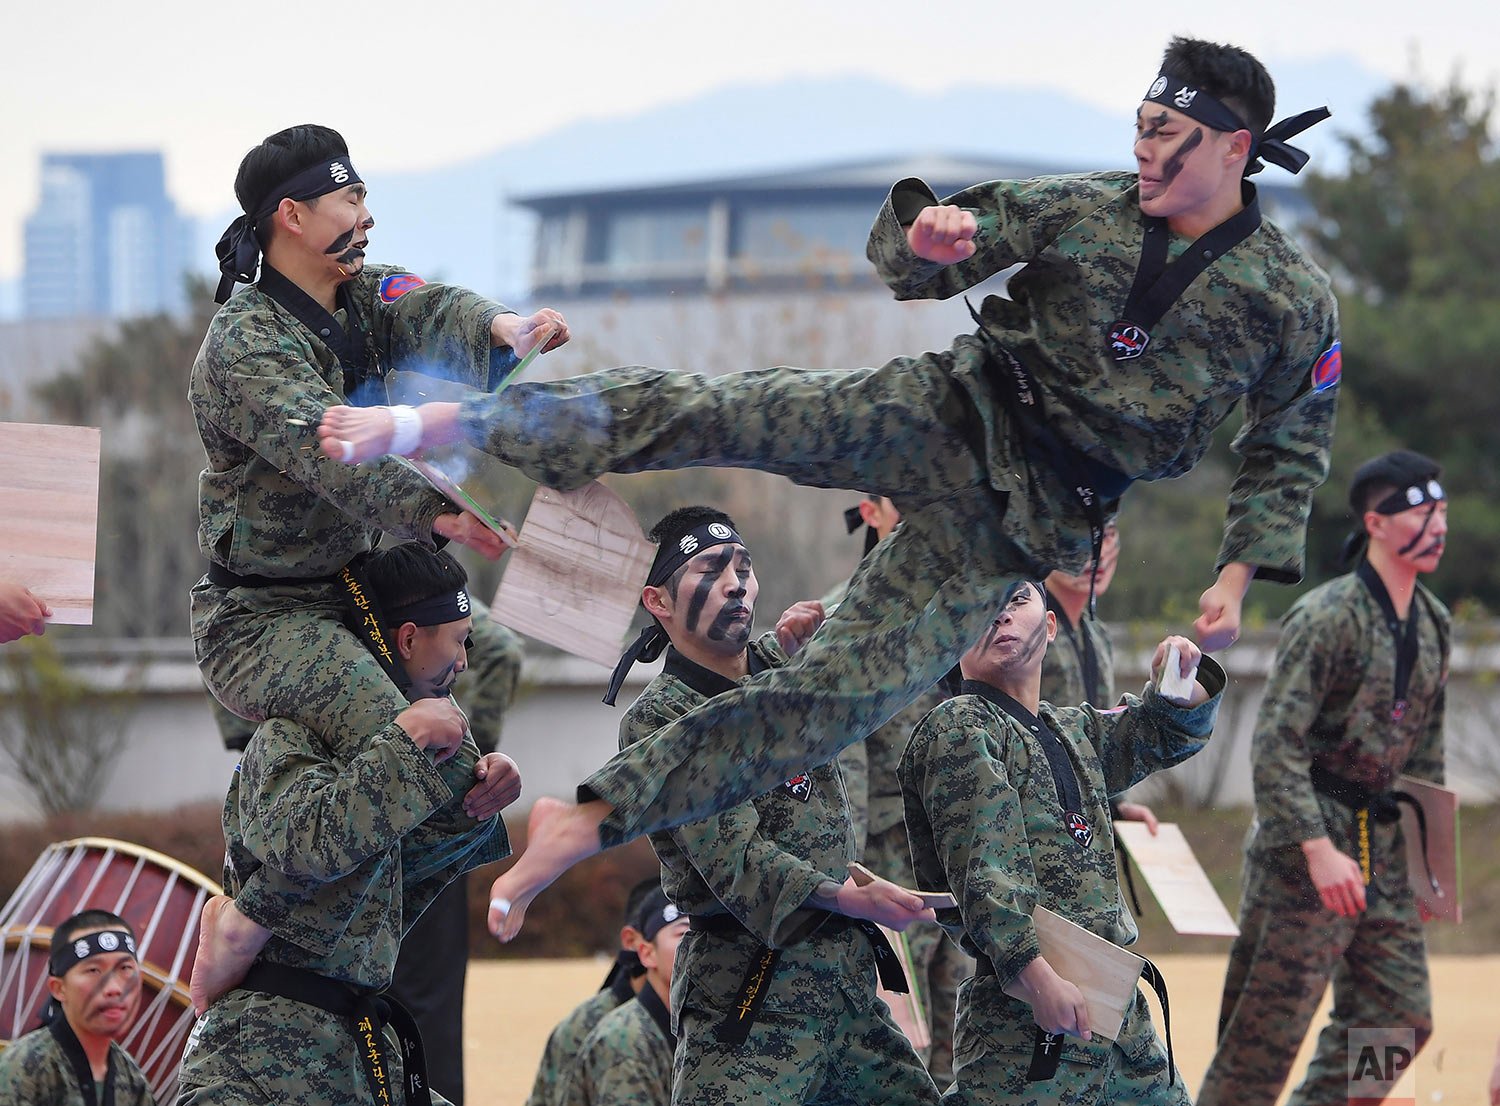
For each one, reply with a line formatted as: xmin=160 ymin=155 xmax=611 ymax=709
xmin=465 ymin=954 xmax=1498 ymax=1105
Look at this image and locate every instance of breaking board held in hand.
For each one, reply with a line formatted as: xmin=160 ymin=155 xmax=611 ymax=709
xmin=1112 ymin=821 xmax=1239 ymax=937
xmin=490 ymin=482 xmax=654 ymax=668
xmin=1398 ymin=774 xmax=1461 ymax=923
xmin=0 ymin=422 xmax=101 ymax=624
xmin=1001 ymin=906 xmax=1144 ymax=1042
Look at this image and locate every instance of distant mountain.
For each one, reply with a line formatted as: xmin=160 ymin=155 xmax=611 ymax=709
xmin=196 ymin=57 xmax=1387 ymax=302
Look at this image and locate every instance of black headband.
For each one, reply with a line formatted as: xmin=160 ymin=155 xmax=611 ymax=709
xmin=49 ymin=929 xmax=137 ymax=977
xmin=1341 ymin=479 xmax=1447 ymax=565
xmin=602 ymin=522 xmax=744 ymax=706
xmin=1142 ymin=72 xmax=1330 ymax=176
xmin=387 ymin=588 xmax=473 ymax=628
xmin=844 ymin=505 xmax=880 ymax=556
xmin=215 ymin=155 xmax=364 ymax=303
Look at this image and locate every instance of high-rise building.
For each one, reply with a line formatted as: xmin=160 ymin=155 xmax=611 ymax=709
xmin=22 ymin=152 xmax=192 ymax=319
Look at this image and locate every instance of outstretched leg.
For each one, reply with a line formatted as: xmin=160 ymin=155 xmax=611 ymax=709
xmin=486 ymin=797 xmax=608 ymax=942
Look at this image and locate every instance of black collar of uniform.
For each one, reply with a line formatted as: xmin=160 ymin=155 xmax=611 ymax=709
xmin=959 ymin=679 xmax=1086 ymax=817
xmin=635 ymin=983 xmax=676 ymax=1049
xmin=1123 ymin=183 xmax=1262 ymax=336
xmin=48 ymin=1017 xmax=116 ymax=1106
xmin=1356 ymin=558 xmax=1421 ymax=711
xmin=257 ymin=264 xmax=375 ymax=397
xmin=662 ymin=644 xmax=769 ymax=699
xmin=1045 ymin=595 xmax=1104 ymax=707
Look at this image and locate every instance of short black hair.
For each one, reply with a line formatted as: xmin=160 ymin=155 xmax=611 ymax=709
xmin=623 ymin=877 xmax=662 ymax=928
xmin=1348 ymin=449 xmax=1443 ymax=517
xmin=234 ymin=124 xmax=350 ymax=245
xmin=365 ymin=544 xmax=469 ymax=610
xmin=1160 ymin=37 xmax=1275 ymax=136
xmin=647 ymin=505 xmax=740 ymax=596
xmin=54 ymin=909 xmax=134 ymax=949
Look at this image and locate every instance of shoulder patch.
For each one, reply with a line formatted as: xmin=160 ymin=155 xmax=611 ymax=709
xmin=379 ymin=273 xmax=426 ymax=303
xmin=1311 ymin=340 xmax=1341 ymax=392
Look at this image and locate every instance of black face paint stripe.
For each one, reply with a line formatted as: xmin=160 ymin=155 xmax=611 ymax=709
xmin=684 ymin=547 xmax=735 ymax=632
xmin=1396 ymin=501 xmax=1439 ymax=556
xmin=324 ymin=227 xmax=357 ymax=255
xmin=1138 ymin=110 xmax=1170 ymax=140
xmin=1161 ymin=127 xmax=1204 ymax=186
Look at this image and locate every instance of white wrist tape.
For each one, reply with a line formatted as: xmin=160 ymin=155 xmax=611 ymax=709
xmin=387 ymin=405 xmax=423 ymax=456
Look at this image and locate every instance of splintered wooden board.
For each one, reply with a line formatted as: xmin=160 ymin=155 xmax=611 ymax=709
xmin=1113 ymin=822 xmax=1240 ymax=937
xmin=1398 ymin=775 xmax=1461 ymax=924
xmin=0 ymin=423 xmax=101 ymax=624
xmin=874 ymin=924 xmax=931 ymax=1051
xmin=1002 ymin=906 xmax=1144 ymax=1041
xmin=490 ymin=483 xmax=653 ymax=668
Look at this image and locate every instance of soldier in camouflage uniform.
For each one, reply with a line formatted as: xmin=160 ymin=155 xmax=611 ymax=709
xmin=1041 ymin=524 xmax=1160 ymax=844
xmin=178 ymin=545 xmax=520 ymax=1105
xmin=1197 ymin=450 xmax=1450 ymax=1106
xmin=613 ymin=505 xmax=941 ymax=1105
xmin=836 ymin=494 xmax=970 ymax=1086
xmin=900 ymin=581 xmax=1225 ymax=1105
xmin=0 ymin=910 xmax=154 ymax=1106
xmin=560 ymin=888 xmax=688 ymax=1106
xmin=186 ymin=123 xmax=564 ymax=1003
xmin=526 ymin=878 xmax=660 ymax=1106
xmin=322 ymin=40 xmax=1339 ymax=933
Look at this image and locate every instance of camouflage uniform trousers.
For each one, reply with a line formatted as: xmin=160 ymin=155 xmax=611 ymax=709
xmin=673 ymin=990 xmax=940 ymax=1105
xmin=175 ymin=990 xmax=452 ymax=1106
xmin=459 ymin=346 xmax=1092 ymax=845
xmin=1196 ymin=834 xmax=1432 ymax=1106
xmin=864 ymin=822 xmax=972 ymax=1088
xmin=944 ymin=979 xmax=1187 ymax=1106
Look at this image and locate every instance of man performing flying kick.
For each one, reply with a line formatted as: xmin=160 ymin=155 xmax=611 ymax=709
xmin=321 ymin=38 xmax=1340 ymax=939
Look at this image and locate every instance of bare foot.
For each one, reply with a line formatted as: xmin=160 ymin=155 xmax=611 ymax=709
xmin=487 ymin=797 xmax=610 ymax=942
xmin=317 ymin=405 xmax=397 ymax=464
xmin=189 ymin=895 xmax=271 ymax=1015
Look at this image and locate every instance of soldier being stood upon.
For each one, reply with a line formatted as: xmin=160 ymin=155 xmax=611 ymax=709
xmin=178 ymin=545 xmax=522 ymax=1106
xmin=0 ymin=910 xmax=155 ymax=1106
xmin=900 ymin=580 xmax=1223 ymax=1105
xmin=1197 ymin=449 xmax=1450 ymax=1106
xmin=321 ymin=37 xmax=1341 ymax=934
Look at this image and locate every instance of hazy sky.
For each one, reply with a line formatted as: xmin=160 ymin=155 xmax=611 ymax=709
xmin=4 ymin=0 xmax=1496 ymax=280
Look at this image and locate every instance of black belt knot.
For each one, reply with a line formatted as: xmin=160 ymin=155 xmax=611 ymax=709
xmin=689 ymin=909 xmax=908 ymax=1044
xmin=239 ymin=961 xmax=431 ymax=1105
xmin=1309 ymin=764 xmax=1439 ymax=892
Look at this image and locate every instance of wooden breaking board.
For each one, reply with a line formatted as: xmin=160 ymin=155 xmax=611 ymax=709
xmin=1113 ymin=821 xmax=1240 ymax=937
xmin=490 ymin=483 xmax=654 ymax=667
xmin=1002 ymin=906 xmax=1144 ymax=1041
xmin=0 ymin=423 xmax=101 ymax=624
xmin=1398 ymin=775 xmax=1461 ymax=924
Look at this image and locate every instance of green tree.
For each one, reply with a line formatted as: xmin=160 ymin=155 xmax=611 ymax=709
xmin=1301 ymin=79 xmax=1500 ymax=608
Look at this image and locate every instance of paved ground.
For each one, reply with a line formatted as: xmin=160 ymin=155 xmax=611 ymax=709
xmin=466 ymin=954 xmax=1497 ymax=1104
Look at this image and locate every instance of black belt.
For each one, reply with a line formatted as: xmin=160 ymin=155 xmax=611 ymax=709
xmin=207 ymin=562 xmax=339 ymax=589
xmin=239 ymin=961 xmax=431 ymax=1105
xmin=967 ymin=303 xmax=1132 ymax=615
xmin=689 ymin=910 xmax=909 ymax=1044
xmin=975 ymin=946 xmax=1176 ymax=1084
xmin=1309 ymin=764 xmax=1439 ymax=892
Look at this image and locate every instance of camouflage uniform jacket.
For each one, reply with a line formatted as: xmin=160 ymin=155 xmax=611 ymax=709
xmin=561 ymin=986 xmax=675 ymax=1106
xmin=1248 ymin=562 xmax=1449 ymax=857
xmin=823 ymin=578 xmax=944 ymax=863
xmin=0 ymin=1021 xmax=154 ymax=1106
xmin=526 ymin=974 xmax=636 ymax=1106
xmin=867 ymin=173 xmax=1340 ymax=583
xmin=190 ymin=264 xmax=511 ymax=578
xmin=1040 ymin=596 xmax=1116 ymax=709
xmin=899 ymin=659 xmax=1226 ymax=982
xmin=620 ymin=636 xmax=875 ymax=1018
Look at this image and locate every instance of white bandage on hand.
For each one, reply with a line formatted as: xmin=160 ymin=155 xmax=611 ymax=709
xmin=387 ymin=405 xmax=424 ymax=456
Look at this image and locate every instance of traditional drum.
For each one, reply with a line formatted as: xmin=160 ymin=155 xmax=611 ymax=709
xmin=0 ymin=836 xmax=221 ymax=1102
